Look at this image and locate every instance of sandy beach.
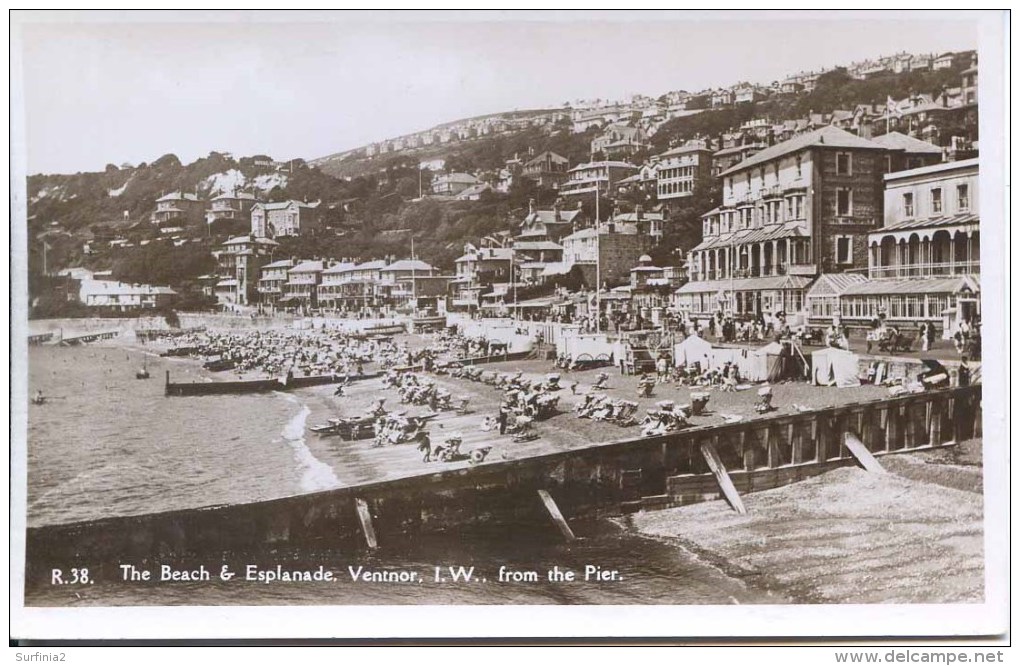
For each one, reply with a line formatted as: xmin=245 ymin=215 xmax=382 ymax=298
xmin=624 ymin=439 xmax=984 ymax=604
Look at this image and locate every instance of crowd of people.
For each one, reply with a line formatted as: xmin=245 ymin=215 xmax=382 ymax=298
xmin=163 ymin=329 xmax=410 ymax=378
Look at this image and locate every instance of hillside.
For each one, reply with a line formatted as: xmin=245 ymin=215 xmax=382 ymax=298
xmin=25 ymin=57 xmax=973 ymax=295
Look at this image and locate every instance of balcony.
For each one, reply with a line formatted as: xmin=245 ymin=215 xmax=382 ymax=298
xmin=699 ymin=262 xmax=828 ymax=281
xmin=832 ymin=215 xmax=876 ymax=226
xmin=787 ymin=264 xmax=818 ymax=276
xmin=869 ymin=261 xmax=980 ymax=279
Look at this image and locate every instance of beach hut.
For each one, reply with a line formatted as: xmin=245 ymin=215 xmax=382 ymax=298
xmin=674 ymin=335 xmax=713 ymax=369
xmin=811 ymin=347 xmax=861 ymax=387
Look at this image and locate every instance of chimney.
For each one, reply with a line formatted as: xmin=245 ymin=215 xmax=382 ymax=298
xmin=553 ymin=199 xmax=561 ymax=221
xmin=528 ymin=198 xmax=536 ymax=215
xmin=635 ymin=204 xmax=644 ymax=221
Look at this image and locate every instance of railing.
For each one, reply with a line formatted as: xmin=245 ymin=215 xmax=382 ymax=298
xmin=869 ymin=261 xmax=980 ymax=279
xmin=833 ymin=215 xmax=876 ymax=226
xmin=708 ymin=265 xmax=791 ymax=280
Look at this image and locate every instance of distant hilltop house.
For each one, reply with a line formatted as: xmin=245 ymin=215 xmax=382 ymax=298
xmin=206 ymin=191 xmax=260 ymax=229
xmin=520 ymin=151 xmax=569 ymax=188
xmin=591 ymin=124 xmax=649 ymax=160
xmin=250 ymin=200 xmax=322 ymax=238
xmin=150 ymin=191 xmax=203 ymax=228
xmin=560 ymin=160 xmax=639 ymax=199
xmin=455 ymin=182 xmax=495 ymax=201
xmin=431 ymin=172 xmax=481 ymax=196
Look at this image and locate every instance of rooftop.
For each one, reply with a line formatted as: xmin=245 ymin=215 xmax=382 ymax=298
xmin=289 ymin=260 xmax=325 ymax=273
xmin=382 ymin=259 xmax=435 ymax=272
xmin=222 ymin=235 xmax=279 ymax=246
xmin=523 ymin=209 xmax=582 ymax=226
xmin=156 ymin=192 xmax=201 ymax=203
xmin=257 ymin=200 xmax=319 ymax=211
xmin=718 ymin=126 xmax=887 ymax=178
xmin=884 ymin=157 xmax=979 ymax=182
xmin=322 ymin=262 xmax=358 ymax=274
xmin=871 ymin=131 xmax=943 ymax=154
xmin=568 ymin=160 xmax=638 ymax=173
xmin=455 ymin=248 xmax=514 ymax=262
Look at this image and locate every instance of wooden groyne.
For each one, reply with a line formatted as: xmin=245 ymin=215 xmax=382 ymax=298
xmin=27 ymin=333 xmax=53 ymax=346
xmin=25 ymin=385 xmax=981 ymax=569
xmin=55 ymin=330 xmax=120 ymax=346
xmin=163 ymin=370 xmax=383 ymax=396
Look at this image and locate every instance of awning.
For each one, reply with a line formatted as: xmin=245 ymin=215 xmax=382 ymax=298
xmin=690 ymin=223 xmax=806 ymax=252
xmin=676 ymin=275 xmax=813 ymax=294
xmin=841 ymin=276 xmax=980 ymax=296
xmin=872 ymin=212 xmax=979 ymax=234
xmin=517 ymin=296 xmax=560 ymax=308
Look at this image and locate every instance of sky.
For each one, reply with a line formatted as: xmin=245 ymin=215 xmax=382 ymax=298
xmin=13 ymin=11 xmax=981 ymax=175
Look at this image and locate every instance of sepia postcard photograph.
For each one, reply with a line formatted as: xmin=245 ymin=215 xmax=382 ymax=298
xmin=8 ymin=9 xmax=1009 ymax=643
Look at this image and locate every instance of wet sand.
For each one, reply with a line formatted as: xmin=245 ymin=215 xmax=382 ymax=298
xmin=624 ymin=439 xmax=984 ymax=604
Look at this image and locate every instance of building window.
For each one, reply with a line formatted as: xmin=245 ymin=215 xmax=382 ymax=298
xmin=835 ymin=236 xmax=853 ymax=265
xmin=836 ymin=152 xmax=853 ymax=175
xmin=903 ymin=192 xmax=914 ymax=218
xmin=836 ymin=188 xmax=853 ymax=216
xmin=957 ymin=184 xmax=970 ymax=211
xmin=885 ymin=155 xmax=893 ymax=174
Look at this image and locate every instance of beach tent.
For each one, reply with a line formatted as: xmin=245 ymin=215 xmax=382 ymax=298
xmin=811 ymin=347 xmax=861 ymax=387
xmin=674 ymin=335 xmax=713 ymax=369
xmin=561 ymin=333 xmax=615 ymax=362
xmin=706 ymin=347 xmax=761 ymax=381
xmin=760 ymin=340 xmax=811 ymax=383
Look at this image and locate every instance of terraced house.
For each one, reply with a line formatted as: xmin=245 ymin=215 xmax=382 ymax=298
xmin=677 ymin=126 xmax=890 ymax=321
xmin=283 ymin=260 xmax=324 ymax=309
xmin=256 ymin=259 xmax=294 ymax=307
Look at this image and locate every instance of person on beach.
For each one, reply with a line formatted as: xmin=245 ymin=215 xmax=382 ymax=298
xmin=417 ymin=431 xmax=433 ymax=462
xmin=498 ymin=404 xmax=509 ymax=435
xmin=656 ymin=355 xmax=669 ymax=383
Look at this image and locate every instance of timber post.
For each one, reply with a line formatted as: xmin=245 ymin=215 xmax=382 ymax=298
xmin=700 ymin=441 xmax=746 ymax=514
xmin=354 ymin=498 xmax=378 ymax=550
xmin=537 ymin=489 xmax=576 ymax=541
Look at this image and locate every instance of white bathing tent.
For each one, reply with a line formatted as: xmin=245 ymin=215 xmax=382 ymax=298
xmin=811 ymin=347 xmax=861 ymax=387
xmin=708 ymin=345 xmax=774 ymax=382
xmin=560 ymin=332 xmax=615 ymax=362
xmin=674 ymin=334 xmax=713 ymax=369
